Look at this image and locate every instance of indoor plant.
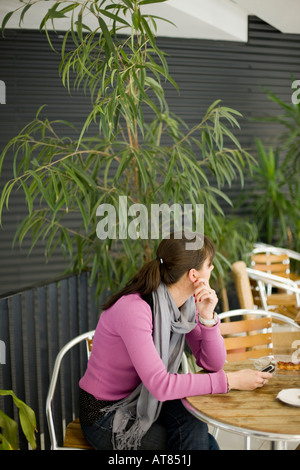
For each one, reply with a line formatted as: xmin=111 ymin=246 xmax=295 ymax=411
xmin=242 ymin=87 xmax=300 ymax=256
xmin=244 ymin=137 xmax=295 ymax=246
xmin=0 ymin=0 xmax=255 ymax=304
xmin=0 ymin=390 xmax=37 ymax=450
xmin=260 ymin=88 xmax=300 ymax=253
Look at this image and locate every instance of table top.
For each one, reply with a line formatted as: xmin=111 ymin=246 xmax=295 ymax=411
xmin=185 ymin=361 xmax=300 ymax=441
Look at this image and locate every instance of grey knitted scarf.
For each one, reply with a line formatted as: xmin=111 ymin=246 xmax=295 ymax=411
xmin=102 ymin=282 xmax=197 ymax=450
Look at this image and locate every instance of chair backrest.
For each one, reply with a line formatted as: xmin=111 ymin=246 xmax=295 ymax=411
xmin=219 ymin=313 xmax=272 ymax=361
xmin=252 ymin=244 xmax=300 ymax=290
xmin=232 ymin=260 xmax=300 ymax=312
xmin=219 ymin=309 xmax=300 ymax=361
xmin=253 ymin=243 xmax=300 ymax=262
xmin=231 ymin=261 xmax=255 ymax=309
xmin=247 ymin=267 xmax=300 ymax=308
xmin=46 ymin=330 xmax=95 ymax=450
xmin=251 ymin=253 xmax=290 ymax=279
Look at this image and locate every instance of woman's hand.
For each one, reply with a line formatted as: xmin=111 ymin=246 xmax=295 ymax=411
xmin=226 ymin=369 xmax=273 ymax=391
xmin=194 ymin=278 xmax=218 ymax=320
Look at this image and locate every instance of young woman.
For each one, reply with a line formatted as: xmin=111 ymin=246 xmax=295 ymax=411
xmin=79 ymin=232 xmax=272 ymax=450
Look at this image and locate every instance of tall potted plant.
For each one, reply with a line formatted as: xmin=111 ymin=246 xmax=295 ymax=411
xmin=258 ymin=88 xmax=300 ymax=253
xmin=244 ymin=137 xmax=294 ymax=246
xmin=241 ymin=87 xmax=300 ymax=256
xmin=0 ymin=0 xmax=255 ymax=305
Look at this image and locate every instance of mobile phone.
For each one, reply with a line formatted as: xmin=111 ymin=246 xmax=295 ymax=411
xmin=261 ymin=364 xmax=275 ymax=373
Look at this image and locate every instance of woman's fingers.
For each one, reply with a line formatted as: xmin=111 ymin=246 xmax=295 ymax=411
xmin=194 ymin=283 xmax=216 ymax=302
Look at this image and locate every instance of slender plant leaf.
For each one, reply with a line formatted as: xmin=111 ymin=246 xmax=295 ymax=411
xmin=1 ymin=11 xmax=14 ymax=37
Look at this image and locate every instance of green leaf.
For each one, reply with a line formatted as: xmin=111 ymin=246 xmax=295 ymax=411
xmin=19 ymin=3 xmax=33 ymax=27
xmin=114 ymin=151 xmax=134 ymax=182
xmin=47 ymin=6 xmax=68 ymax=20
xmin=58 ymin=3 xmax=80 ymax=16
xmin=0 ymin=179 xmax=17 ymax=219
xmin=0 ymin=432 xmax=14 ymax=450
xmin=1 ymin=11 xmax=14 ymax=37
xmin=76 ymin=8 xmax=83 ymax=42
xmin=20 ymin=179 xmax=33 ymax=215
xmin=18 ymin=401 xmax=37 ymax=449
xmin=140 ymin=17 xmax=156 ymax=48
xmin=264 ymin=87 xmax=294 ymax=113
xmin=99 ymin=9 xmax=130 ymax=27
xmin=26 ymin=170 xmax=55 ymax=211
xmin=0 ymin=390 xmax=36 ymax=450
xmin=139 ymin=0 xmax=168 ymax=4
xmin=120 ymin=0 xmax=133 ymax=8
xmin=206 ymin=99 xmax=222 ymax=115
xmin=75 ymin=196 xmax=89 ymax=233
xmin=98 ymin=16 xmax=114 ymax=55
xmin=208 ymin=186 xmax=233 ymax=207
xmin=0 ymin=410 xmax=18 ymax=450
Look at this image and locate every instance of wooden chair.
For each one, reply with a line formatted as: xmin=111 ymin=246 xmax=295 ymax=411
xmin=247 ymin=267 xmax=300 ymax=321
xmin=251 ymin=252 xmax=291 ymax=296
xmin=212 ymin=309 xmax=300 ymax=449
xmin=46 ymin=330 xmax=189 ymax=450
xmin=218 ymin=308 xmax=300 ymax=360
xmin=252 ymin=243 xmax=300 ymax=285
xmin=252 ymin=243 xmax=299 ymax=283
xmin=219 ymin=311 xmax=272 ymax=361
xmin=251 ymin=244 xmax=300 ymax=321
xmin=232 ymin=261 xmax=255 ymax=310
xmin=231 ymin=260 xmax=300 ymax=323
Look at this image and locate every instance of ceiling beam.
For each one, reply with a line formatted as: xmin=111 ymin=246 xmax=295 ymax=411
xmin=0 ymin=0 xmax=248 ymax=42
xmin=233 ymin=0 xmax=300 ymax=34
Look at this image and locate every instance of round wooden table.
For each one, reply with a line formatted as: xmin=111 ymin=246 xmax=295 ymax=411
xmin=183 ymin=361 xmax=300 ymax=449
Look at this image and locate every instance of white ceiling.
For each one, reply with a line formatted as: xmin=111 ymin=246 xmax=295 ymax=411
xmin=0 ymin=0 xmax=300 ymax=42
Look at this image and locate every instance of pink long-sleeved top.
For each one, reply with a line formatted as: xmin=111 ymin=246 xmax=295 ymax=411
xmin=79 ymin=293 xmax=228 ymax=401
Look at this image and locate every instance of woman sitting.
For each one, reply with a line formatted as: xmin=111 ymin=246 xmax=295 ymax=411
xmin=79 ymin=232 xmax=271 ymax=450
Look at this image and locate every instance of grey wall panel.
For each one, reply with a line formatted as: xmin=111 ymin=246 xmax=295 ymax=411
xmin=0 ymin=17 xmax=299 ymax=294
xmin=0 ymin=272 xmax=100 ymax=449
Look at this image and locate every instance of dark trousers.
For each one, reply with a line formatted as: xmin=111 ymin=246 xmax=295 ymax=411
xmin=80 ymin=398 xmax=219 ymax=450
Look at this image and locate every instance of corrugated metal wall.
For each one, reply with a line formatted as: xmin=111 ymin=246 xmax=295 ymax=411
xmin=0 ymin=271 xmax=100 ymax=449
xmin=0 ymin=16 xmax=300 ymax=295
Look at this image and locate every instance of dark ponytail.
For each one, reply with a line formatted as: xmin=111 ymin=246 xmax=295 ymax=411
xmin=102 ymin=259 xmax=161 ymax=310
xmin=102 ymin=232 xmax=215 ymax=310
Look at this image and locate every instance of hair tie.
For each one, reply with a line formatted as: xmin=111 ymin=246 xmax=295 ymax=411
xmin=157 ymin=256 xmax=163 ymax=264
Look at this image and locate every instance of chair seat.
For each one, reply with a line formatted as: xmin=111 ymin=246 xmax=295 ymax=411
xmin=63 ymin=418 xmax=93 ymax=450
